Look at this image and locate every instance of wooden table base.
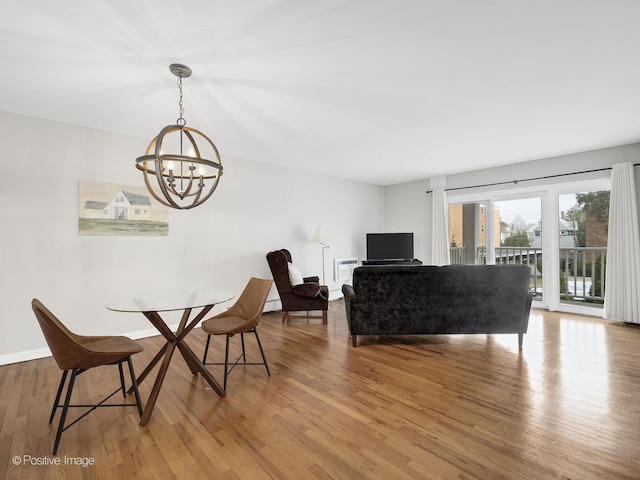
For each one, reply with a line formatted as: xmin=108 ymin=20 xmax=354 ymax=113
xmin=132 ymin=306 xmax=226 ymax=425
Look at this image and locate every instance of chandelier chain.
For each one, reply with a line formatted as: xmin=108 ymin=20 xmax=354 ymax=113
xmin=177 ymin=75 xmax=186 ymax=127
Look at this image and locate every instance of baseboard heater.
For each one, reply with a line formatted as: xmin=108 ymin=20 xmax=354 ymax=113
xmin=334 ymin=257 xmax=358 ymax=282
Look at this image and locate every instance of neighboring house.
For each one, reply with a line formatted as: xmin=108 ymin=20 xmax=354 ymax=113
xmin=525 ymin=223 xmax=537 ymax=245
xmin=529 ymin=219 xmax=577 ymax=248
xmin=83 ymin=200 xmax=108 ymax=219
xmin=84 ymin=191 xmax=152 ymax=221
xmin=500 ymin=221 xmax=510 ymax=245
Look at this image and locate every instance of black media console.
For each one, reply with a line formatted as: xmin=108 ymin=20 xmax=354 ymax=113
xmin=361 ymin=259 xmax=422 ymax=266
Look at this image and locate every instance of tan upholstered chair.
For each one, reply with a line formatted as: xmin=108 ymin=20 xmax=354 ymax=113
xmin=31 ymin=298 xmax=144 ymax=455
xmin=201 ymin=278 xmax=273 ymax=391
xmin=266 ymin=249 xmax=328 ymax=324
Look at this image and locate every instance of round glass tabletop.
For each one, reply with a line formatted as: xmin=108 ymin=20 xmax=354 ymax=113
xmin=105 ymin=289 xmax=234 ymax=313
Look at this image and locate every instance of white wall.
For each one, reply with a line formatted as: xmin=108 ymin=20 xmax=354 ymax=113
xmin=385 ymin=144 xmax=640 ymax=261
xmin=383 ymin=179 xmax=430 ymax=263
xmin=0 ymin=111 xmax=384 ymax=364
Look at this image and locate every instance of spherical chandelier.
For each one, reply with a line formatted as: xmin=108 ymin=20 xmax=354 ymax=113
xmin=136 ymin=64 xmax=223 ymax=209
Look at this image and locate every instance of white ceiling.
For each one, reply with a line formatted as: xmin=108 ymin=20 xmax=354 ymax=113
xmin=2 ymin=0 xmax=640 ymax=186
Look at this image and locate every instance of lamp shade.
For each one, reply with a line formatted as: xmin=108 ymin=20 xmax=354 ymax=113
xmin=310 ymin=225 xmax=328 ymax=245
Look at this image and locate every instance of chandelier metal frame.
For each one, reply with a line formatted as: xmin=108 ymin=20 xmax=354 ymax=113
xmin=136 ymin=64 xmax=223 ymax=210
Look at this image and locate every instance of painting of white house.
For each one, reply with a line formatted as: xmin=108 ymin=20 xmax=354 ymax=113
xmin=78 ymin=180 xmax=169 ymax=236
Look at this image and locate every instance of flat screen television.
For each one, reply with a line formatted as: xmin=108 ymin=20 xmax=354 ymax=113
xmin=366 ymin=233 xmax=414 ymax=260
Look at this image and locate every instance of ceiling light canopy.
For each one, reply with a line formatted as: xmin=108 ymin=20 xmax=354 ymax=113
xmin=136 ymin=64 xmax=223 ymax=209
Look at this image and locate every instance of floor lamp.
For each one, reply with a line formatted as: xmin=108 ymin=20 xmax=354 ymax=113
xmin=310 ymin=225 xmax=330 ymax=285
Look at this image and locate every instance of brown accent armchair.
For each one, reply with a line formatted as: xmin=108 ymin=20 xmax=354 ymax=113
xmin=201 ymin=277 xmax=273 ymax=391
xmin=266 ymin=249 xmax=328 ymax=324
xmin=31 ymin=298 xmax=143 ymax=455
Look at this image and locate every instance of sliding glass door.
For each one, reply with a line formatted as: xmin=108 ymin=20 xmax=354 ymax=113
xmin=447 ymin=178 xmax=610 ymax=314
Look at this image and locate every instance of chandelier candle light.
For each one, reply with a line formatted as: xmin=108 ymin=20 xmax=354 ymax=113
xmin=136 ymin=64 xmax=223 ymax=209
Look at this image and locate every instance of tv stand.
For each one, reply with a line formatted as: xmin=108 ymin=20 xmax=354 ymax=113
xmin=362 ymin=259 xmax=422 ymax=266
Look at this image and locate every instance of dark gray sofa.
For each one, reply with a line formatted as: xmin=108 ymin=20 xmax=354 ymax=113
xmin=342 ymin=264 xmax=533 ymax=347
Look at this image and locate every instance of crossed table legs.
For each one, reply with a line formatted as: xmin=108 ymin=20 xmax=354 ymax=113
xmin=132 ymin=305 xmax=225 ymax=425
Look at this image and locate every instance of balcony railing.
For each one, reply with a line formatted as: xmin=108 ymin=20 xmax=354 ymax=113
xmin=559 ymin=247 xmax=607 ymax=305
xmin=449 ymin=246 xmax=607 ymax=305
xmin=449 ymin=247 xmax=466 ymax=265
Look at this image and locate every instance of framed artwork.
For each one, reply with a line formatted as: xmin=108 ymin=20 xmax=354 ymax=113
xmin=78 ymin=180 xmax=169 ymax=236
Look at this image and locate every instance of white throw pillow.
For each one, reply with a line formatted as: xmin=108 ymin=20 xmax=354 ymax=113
xmin=288 ymin=262 xmax=305 ymax=286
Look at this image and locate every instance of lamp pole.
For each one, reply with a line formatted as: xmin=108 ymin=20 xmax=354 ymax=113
xmin=311 ymin=225 xmax=329 ymax=285
xmin=320 ymin=242 xmax=329 ymax=285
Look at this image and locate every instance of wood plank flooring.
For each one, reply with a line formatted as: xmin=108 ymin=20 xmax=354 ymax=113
xmin=1 ymin=300 xmax=639 ymax=479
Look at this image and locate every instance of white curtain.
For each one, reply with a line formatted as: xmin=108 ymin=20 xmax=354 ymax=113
xmin=604 ymin=162 xmax=640 ymax=323
xmin=431 ymin=187 xmax=451 ymax=266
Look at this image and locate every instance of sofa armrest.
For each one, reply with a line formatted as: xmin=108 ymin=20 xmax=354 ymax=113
xmin=303 ymin=276 xmax=320 ymax=283
xmin=342 ymin=284 xmax=355 ymax=333
xmin=342 ymin=284 xmax=355 ymax=300
xmin=523 ymin=294 xmax=533 ymax=332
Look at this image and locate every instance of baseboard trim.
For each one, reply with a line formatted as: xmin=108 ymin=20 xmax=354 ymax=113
xmin=0 ymin=324 xmax=183 ymax=366
xmin=3 ymin=295 xmax=346 ymax=366
xmin=0 ymin=347 xmax=53 ymax=366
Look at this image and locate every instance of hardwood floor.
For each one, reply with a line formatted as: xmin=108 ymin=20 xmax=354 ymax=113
xmin=1 ymin=300 xmax=639 ymax=479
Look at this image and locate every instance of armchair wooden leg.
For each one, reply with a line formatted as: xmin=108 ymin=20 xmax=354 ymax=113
xmin=282 ymin=310 xmax=327 ymax=324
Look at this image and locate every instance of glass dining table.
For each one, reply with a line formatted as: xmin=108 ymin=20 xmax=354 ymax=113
xmin=106 ymin=289 xmax=234 ymax=425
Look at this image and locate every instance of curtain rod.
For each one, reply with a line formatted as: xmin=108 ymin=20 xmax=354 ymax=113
xmin=425 ymin=163 xmax=640 ymax=194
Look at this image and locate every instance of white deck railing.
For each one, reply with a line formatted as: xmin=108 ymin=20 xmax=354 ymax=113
xmin=449 ymin=246 xmax=607 ymax=305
